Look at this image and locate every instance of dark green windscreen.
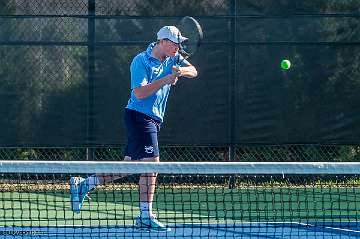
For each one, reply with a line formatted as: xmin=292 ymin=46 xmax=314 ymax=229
xmin=0 ymin=0 xmax=359 ymax=146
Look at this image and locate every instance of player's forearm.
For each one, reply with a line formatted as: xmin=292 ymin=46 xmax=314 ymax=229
xmin=179 ymin=65 xmax=197 ymax=78
xmin=133 ymin=74 xmax=177 ymax=99
xmin=133 ymin=80 xmax=165 ymax=99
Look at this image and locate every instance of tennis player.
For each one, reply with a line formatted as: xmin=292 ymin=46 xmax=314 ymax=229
xmin=70 ymin=25 xmax=198 ymax=231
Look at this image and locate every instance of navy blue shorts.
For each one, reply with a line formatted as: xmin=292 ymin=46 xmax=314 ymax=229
xmin=123 ymin=108 xmax=161 ymax=160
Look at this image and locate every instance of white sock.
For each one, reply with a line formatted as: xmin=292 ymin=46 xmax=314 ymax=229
xmin=140 ymin=202 xmax=153 ymax=218
xmin=85 ymin=175 xmax=100 ymax=191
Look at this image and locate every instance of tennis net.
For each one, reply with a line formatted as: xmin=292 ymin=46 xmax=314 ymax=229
xmin=0 ymin=161 xmax=360 ymax=238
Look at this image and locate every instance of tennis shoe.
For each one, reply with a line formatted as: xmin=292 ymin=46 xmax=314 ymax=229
xmin=135 ymin=215 xmax=171 ymax=232
xmin=69 ymin=177 xmax=90 ymax=213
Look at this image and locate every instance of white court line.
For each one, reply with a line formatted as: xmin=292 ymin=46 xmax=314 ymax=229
xmin=298 ymin=222 xmax=360 ymax=234
xmin=7 ymin=221 xmax=358 ymax=227
xmin=323 ymin=227 xmax=360 ymax=234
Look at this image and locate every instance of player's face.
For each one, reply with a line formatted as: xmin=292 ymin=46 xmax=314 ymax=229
xmin=162 ymin=39 xmax=180 ymax=57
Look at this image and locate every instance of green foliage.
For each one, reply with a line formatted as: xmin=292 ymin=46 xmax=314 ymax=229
xmin=0 ymin=148 xmax=86 ymax=160
xmin=234 ymin=145 xmax=360 ymax=162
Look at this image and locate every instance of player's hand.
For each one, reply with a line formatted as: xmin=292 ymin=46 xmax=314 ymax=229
xmin=172 ymin=66 xmax=182 ymax=76
xmin=164 ymin=72 xmax=179 ymax=85
xmin=171 ymin=66 xmax=182 ymax=85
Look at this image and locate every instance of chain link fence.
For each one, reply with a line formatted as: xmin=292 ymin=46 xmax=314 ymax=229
xmin=1 ymin=0 xmax=360 ymax=162
xmin=1 ymin=145 xmax=360 ymax=162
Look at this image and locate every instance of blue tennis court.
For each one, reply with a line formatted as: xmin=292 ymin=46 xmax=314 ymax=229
xmin=2 ymin=222 xmax=360 ymax=238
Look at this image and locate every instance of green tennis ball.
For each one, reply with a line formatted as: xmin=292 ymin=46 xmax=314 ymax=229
xmin=281 ymin=59 xmax=291 ymax=70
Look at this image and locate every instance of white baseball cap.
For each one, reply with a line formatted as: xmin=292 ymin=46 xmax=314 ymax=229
xmin=157 ymin=26 xmax=188 ymax=44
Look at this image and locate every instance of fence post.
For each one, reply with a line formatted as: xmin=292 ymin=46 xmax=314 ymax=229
xmin=87 ymin=0 xmax=96 ymax=161
xmin=228 ymin=0 xmax=237 ymax=188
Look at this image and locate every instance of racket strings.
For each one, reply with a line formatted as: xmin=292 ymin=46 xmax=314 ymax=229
xmin=176 ymin=16 xmax=203 ymax=65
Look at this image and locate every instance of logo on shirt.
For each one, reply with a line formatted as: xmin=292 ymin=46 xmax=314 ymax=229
xmin=144 ymin=146 xmax=154 ymax=154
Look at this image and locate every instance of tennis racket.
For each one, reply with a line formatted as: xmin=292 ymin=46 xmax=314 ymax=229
xmin=176 ymin=16 xmax=203 ymax=67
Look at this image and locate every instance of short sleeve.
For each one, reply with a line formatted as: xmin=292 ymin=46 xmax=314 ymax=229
xmin=130 ymin=55 xmax=148 ymax=89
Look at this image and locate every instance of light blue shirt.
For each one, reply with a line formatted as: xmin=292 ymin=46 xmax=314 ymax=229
xmin=126 ymin=42 xmax=189 ymax=122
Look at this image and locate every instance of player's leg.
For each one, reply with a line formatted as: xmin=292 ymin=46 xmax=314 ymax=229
xmin=70 ymin=156 xmax=131 ymax=213
xmin=138 ymin=156 xmax=159 ymax=219
xmin=95 ymin=156 xmax=132 ymax=184
xmin=135 ymin=156 xmax=170 ymax=232
xmin=125 ymin=111 xmax=170 ymax=231
xmin=70 ymin=109 xmax=136 ymax=213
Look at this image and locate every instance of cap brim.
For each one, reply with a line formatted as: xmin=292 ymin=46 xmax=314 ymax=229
xmin=170 ymin=36 xmax=189 ymax=44
xmin=179 ymin=36 xmax=188 ymax=43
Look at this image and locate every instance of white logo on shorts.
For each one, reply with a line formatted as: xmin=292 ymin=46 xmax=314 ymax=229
xmin=144 ymin=146 xmax=154 ymax=154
